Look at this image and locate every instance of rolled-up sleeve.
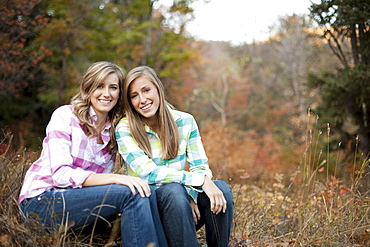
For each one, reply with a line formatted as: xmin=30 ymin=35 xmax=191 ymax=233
xmin=46 ymin=108 xmax=93 ymax=188
xmin=185 ymin=115 xmax=212 ymax=183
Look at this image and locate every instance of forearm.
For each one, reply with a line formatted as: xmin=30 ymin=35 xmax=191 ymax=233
xmin=143 ymin=166 xmax=207 ymax=187
xmin=83 ymin=173 xmax=120 ymax=187
xmin=201 ymin=176 xmax=227 ymax=214
xmin=83 ymin=173 xmax=151 ymax=197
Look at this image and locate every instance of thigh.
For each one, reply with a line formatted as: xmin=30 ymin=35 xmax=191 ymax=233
xmin=20 ymin=184 xmax=133 ymax=229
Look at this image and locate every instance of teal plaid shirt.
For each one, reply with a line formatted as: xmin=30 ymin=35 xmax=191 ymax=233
xmin=115 ymin=109 xmax=213 ymax=201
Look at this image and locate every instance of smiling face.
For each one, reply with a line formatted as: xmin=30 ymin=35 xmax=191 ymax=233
xmin=90 ymin=73 xmax=120 ymax=120
xmin=129 ymin=76 xmax=160 ymax=127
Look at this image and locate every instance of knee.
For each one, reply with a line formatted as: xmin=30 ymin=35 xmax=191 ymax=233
xmin=110 ymin=184 xmax=147 ymax=197
xmin=106 ymin=184 xmax=147 ymax=206
xmin=156 ymin=183 xmax=189 ymax=208
xmin=157 ymin=183 xmax=187 ymax=198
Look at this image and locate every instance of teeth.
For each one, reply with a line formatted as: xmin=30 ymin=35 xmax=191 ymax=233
xmin=99 ymin=100 xmax=110 ymax=104
xmin=142 ymin=104 xmax=151 ymax=110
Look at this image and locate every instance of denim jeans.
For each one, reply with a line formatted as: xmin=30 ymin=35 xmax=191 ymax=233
xmin=19 ymin=184 xmax=168 ymax=247
xmin=155 ymin=180 xmax=234 ymax=247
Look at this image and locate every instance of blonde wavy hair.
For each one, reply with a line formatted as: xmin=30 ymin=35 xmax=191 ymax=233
xmin=123 ymin=66 xmax=179 ymax=159
xmin=71 ymin=61 xmax=125 ymax=153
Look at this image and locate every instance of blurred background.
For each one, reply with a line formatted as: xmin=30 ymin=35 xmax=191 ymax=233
xmin=1 ymin=0 xmax=369 ymax=186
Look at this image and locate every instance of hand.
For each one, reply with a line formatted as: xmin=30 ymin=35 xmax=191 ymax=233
xmin=116 ymin=174 xmax=151 ymax=198
xmin=201 ymin=176 xmax=227 ymax=214
xmin=190 ymin=198 xmax=200 ymax=225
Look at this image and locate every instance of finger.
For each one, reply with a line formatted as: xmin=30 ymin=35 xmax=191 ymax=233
xmin=142 ymin=183 xmax=151 ymax=197
xmin=212 ymin=194 xmax=225 ymax=214
xmin=136 ymin=185 xmax=146 ymax=198
xmin=191 ymin=208 xmax=198 ymax=225
xmin=134 ymin=180 xmax=150 ymax=198
xmin=217 ymin=195 xmax=225 ymax=214
xmin=222 ymin=196 xmax=227 ymax=213
xmin=127 ymin=183 xmax=137 ymax=195
xmin=210 ymin=197 xmax=216 ymax=213
xmin=137 ymin=179 xmax=151 ymax=197
xmin=213 ymin=197 xmax=221 ymax=214
xmin=194 ymin=205 xmax=201 ymax=220
xmin=216 ymin=195 xmax=227 ymax=214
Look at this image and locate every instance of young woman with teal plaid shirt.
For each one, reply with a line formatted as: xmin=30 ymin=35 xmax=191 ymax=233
xmin=115 ymin=66 xmax=234 ymax=247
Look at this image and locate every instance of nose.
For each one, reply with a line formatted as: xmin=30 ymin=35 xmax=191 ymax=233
xmin=139 ymin=94 xmax=147 ymax=103
xmin=102 ymin=87 xmax=110 ymax=97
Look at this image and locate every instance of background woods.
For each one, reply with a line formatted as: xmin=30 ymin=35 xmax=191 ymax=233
xmin=1 ymin=0 xmax=370 ymax=245
xmin=1 ymin=0 xmax=369 ymax=184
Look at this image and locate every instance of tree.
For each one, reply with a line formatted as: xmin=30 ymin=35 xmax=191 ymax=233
xmin=37 ymin=0 xmax=198 ymax=105
xmin=109 ymin=0 xmax=198 ymax=80
xmin=0 ymin=0 xmax=50 ymax=96
xmin=36 ymin=0 xmax=102 ymax=106
xmin=0 ymin=0 xmax=201 ymax=148
xmin=308 ymin=0 xmax=370 ymax=155
xmin=174 ymin=41 xmax=248 ymax=127
xmin=269 ymin=15 xmax=319 ymax=134
xmin=0 ymin=0 xmax=52 ymax=148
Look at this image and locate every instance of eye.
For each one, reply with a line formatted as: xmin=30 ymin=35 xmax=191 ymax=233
xmin=144 ymin=88 xmax=150 ymax=93
xmin=130 ymin=94 xmax=138 ymax=99
xmin=110 ymin=85 xmax=118 ymax=90
xmin=97 ymin=84 xmax=103 ymax=88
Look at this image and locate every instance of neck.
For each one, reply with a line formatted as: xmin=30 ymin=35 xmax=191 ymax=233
xmin=96 ymin=114 xmax=108 ymax=132
xmin=145 ymin=118 xmax=160 ymax=135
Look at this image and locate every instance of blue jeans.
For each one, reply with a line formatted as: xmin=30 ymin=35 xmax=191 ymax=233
xmin=155 ymin=180 xmax=234 ymax=247
xmin=19 ymin=184 xmax=167 ymax=247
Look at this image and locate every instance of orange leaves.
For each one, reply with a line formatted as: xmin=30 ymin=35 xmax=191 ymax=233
xmin=325 ymin=175 xmax=349 ymax=196
xmin=339 ymin=184 xmax=349 ymax=195
xmin=200 ymin=121 xmax=302 ymax=184
xmin=0 ymin=234 xmax=12 ymax=247
xmin=0 ymin=0 xmax=51 ymax=95
xmin=40 ymin=45 xmax=53 ymax=56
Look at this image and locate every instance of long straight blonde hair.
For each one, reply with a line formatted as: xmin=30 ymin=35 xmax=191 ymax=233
xmin=123 ymin=66 xmax=179 ymax=159
xmin=71 ymin=61 xmax=125 ymax=153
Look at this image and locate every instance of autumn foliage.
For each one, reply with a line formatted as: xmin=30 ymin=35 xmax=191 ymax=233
xmin=1 ymin=123 xmax=370 ymax=246
xmin=0 ymin=0 xmax=51 ymax=96
xmin=0 ymin=0 xmax=370 ymax=245
xmin=200 ymin=121 xmax=303 ymax=184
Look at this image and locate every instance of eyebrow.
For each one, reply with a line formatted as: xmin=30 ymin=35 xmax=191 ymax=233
xmin=130 ymin=85 xmax=148 ymax=92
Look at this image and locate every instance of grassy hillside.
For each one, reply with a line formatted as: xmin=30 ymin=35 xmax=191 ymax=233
xmin=1 ymin=133 xmax=369 ymax=246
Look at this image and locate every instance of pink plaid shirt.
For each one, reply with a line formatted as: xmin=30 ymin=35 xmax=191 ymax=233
xmin=18 ymin=105 xmax=116 ymax=204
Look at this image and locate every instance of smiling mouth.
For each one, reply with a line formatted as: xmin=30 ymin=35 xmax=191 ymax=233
xmin=99 ymin=99 xmax=111 ymax=104
xmin=141 ymin=103 xmax=152 ymax=110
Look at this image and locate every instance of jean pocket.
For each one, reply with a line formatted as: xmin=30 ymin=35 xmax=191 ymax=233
xmin=21 ymin=198 xmax=29 ymax=206
xmin=20 ymin=198 xmax=32 ymax=211
xmin=19 ymin=194 xmax=45 ymax=215
xmin=19 ymin=198 xmax=33 ymax=222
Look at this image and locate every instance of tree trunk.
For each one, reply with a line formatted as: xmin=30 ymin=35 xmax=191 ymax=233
xmin=350 ymin=24 xmax=359 ymax=66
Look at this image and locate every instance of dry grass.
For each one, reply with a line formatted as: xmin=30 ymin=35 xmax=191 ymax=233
xmin=1 ymin=124 xmax=370 ymax=246
xmin=225 ymin=115 xmax=370 ymax=247
xmin=229 ymin=178 xmax=370 ymax=246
